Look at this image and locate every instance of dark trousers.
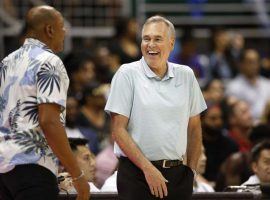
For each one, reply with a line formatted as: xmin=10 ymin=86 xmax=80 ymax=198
xmin=117 ymin=157 xmax=194 ymax=200
xmin=0 ymin=164 xmax=59 ymax=200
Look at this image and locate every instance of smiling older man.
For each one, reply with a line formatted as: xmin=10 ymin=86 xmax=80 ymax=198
xmin=105 ymin=15 xmax=207 ymax=200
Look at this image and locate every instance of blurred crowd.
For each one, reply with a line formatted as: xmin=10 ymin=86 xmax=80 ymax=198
xmin=56 ymin=19 xmax=270 ymax=194
xmin=3 ymin=10 xmax=270 ymax=194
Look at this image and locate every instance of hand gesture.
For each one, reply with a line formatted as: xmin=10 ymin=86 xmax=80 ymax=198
xmin=143 ymin=165 xmax=168 ymax=199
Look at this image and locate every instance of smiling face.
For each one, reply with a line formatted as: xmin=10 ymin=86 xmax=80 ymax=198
xmin=141 ymin=21 xmax=174 ymax=75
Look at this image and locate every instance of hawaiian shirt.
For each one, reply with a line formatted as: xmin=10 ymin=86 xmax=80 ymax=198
xmin=0 ymin=38 xmax=69 ymax=175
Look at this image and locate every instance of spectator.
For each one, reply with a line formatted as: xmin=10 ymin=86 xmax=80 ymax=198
xmin=202 ymin=103 xmax=239 ymax=183
xmin=93 ymin=45 xmax=120 ymax=83
xmin=77 ymin=84 xmax=110 ymax=149
xmin=209 ymin=28 xmax=234 ymax=81
xmin=215 ymin=152 xmax=252 ymax=191
xmin=226 ymin=49 xmax=270 ymax=122
xmin=227 ymin=100 xmax=253 ymax=152
xmin=64 ymin=52 xmax=97 ymax=102
xmin=65 ymin=95 xmax=99 ymax=154
xmin=240 ymin=140 xmax=270 ymax=188
xmin=59 ymin=138 xmax=100 ymax=192
xmin=176 ymin=33 xmax=207 ymax=81
xmin=203 ymin=79 xmax=225 ymax=105
xmin=109 ymin=17 xmax=141 ymax=64
xmin=226 ymin=32 xmax=245 ymax=75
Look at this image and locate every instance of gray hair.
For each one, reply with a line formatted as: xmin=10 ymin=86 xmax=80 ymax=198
xmin=142 ymin=15 xmax=175 ymax=39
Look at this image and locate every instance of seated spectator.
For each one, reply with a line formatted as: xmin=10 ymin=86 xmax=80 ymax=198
xmin=64 ymin=52 xmax=97 ymax=102
xmin=227 ymin=100 xmax=253 ymax=152
xmin=240 ymin=140 xmax=270 ymax=192
xmin=65 ymin=95 xmax=99 ymax=154
xmin=209 ymin=28 xmax=235 ymax=81
xmin=202 ymin=103 xmax=239 ymax=183
xmin=193 ymin=145 xmax=215 ymax=192
xmin=77 ymin=84 xmax=111 ymax=150
xmin=58 ymin=138 xmax=99 ymax=192
xmin=94 ymin=45 xmax=120 ymax=83
xmin=226 ymin=49 xmax=270 ymax=122
xmin=215 ymin=151 xmax=252 ymax=191
xmin=176 ymin=33 xmax=208 ymax=81
xmin=109 ymin=17 xmax=141 ymax=64
xmin=203 ymin=79 xmax=225 ymax=105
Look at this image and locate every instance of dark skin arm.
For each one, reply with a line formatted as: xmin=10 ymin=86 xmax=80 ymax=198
xmin=38 ymin=103 xmax=90 ymax=200
xmin=111 ymin=113 xmax=168 ymax=199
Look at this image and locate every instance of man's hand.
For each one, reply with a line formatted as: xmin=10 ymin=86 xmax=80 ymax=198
xmin=73 ymin=177 xmax=90 ymax=200
xmin=143 ymin=165 xmax=168 ymax=199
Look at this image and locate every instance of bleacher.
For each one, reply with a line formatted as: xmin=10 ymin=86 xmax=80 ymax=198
xmin=136 ymin=0 xmax=270 ymax=38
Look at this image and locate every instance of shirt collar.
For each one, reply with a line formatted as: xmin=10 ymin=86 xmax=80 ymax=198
xmin=23 ymin=38 xmax=53 ymax=53
xmin=141 ymin=57 xmax=175 ymax=81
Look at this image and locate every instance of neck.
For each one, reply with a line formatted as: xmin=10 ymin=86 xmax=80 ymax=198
xmin=26 ymin=33 xmax=50 ymax=48
xmin=231 ymin=126 xmax=251 ymax=136
xmin=244 ymin=75 xmax=257 ymax=85
xmin=83 ymin=105 xmax=103 ymax=114
xmin=151 ymin=64 xmax=168 ymax=78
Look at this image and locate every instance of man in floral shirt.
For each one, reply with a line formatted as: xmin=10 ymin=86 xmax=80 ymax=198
xmin=0 ymin=6 xmax=89 ymax=200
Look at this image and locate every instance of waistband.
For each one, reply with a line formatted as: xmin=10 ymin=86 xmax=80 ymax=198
xmin=119 ymin=157 xmax=183 ymax=169
xmin=151 ymin=159 xmax=183 ymax=168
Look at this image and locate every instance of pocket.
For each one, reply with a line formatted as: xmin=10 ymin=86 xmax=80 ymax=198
xmin=183 ymin=165 xmax=195 ymax=178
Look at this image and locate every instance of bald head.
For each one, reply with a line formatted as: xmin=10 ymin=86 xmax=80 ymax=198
xmin=26 ymin=6 xmax=59 ymax=34
xmin=25 ymin=6 xmax=66 ymax=53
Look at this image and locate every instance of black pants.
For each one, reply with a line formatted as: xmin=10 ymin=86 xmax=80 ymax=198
xmin=117 ymin=157 xmax=194 ymax=200
xmin=0 ymin=164 xmax=59 ymax=200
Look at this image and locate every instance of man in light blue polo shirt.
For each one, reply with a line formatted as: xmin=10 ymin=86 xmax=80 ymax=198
xmin=105 ymin=15 xmax=207 ymax=200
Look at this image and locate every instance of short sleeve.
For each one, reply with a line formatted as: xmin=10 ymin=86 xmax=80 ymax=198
xmin=36 ymin=56 xmax=69 ymax=110
xmin=189 ymin=72 xmax=207 ymax=117
xmin=105 ymin=69 xmax=133 ymax=118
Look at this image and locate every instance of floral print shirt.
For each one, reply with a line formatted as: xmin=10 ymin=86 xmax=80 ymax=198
xmin=0 ymin=38 xmax=69 ymax=175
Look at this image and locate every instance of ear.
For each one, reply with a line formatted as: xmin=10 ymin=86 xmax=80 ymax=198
xmin=170 ymin=37 xmax=175 ymax=51
xmin=45 ymin=24 xmax=54 ymax=38
xmin=251 ymin=162 xmax=258 ymax=174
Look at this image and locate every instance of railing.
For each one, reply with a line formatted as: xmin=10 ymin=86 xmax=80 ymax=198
xmin=58 ymin=192 xmax=266 ymax=200
xmin=136 ymin=0 xmax=270 ymax=38
xmin=0 ymin=0 xmax=127 ymax=58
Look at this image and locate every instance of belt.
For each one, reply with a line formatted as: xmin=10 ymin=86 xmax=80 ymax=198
xmin=151 ymin=159 xmax=183 ymax=168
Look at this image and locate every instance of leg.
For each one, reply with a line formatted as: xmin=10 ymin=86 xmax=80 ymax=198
xmin=0 ymin=175 xmax=13 ymax=200
xmin=117 ymin=157 xmax=156 ymax=200
xmin=0 ymin=164 xmax=59 ymax=200
xmin=159 ymin=165 xmax=194 ymax=200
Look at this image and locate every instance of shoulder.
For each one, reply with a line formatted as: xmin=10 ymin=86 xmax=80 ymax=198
xmin=227 ymin=75 xmax=245 ymax=89
xmin=113 ymin=60 xmax=142 ymax=81
xmin=242 ymin=175 xmax=260 ymax=186
xmin=37 ymin=51 xmax=67 ymax=74
xmin=170 ymin=62 xmax=195 ymax=77
xmin=117 ymin=60 xmax=141 ymax=74
xmin=42 ymin=52 xmax=64 ymax=66
xmin=170 ymin=63 xmax=196 ymax=86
